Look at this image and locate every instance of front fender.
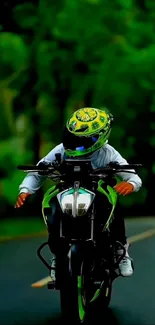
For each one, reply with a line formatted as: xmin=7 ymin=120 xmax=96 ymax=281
xmin=68 ymin=241 xmax=94 ymax=276
xmin=68 ymin=243 xmax=83 ymax=276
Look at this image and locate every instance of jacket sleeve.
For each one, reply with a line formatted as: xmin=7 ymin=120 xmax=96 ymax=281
xmin=107 ymin=145 xmax=142 ymax=192
xmin=19 ymin=143 xmax=64 ymax=194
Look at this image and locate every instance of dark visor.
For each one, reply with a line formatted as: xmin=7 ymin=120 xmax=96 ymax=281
xmin=63 ymin=128 xmax=99 ymax=151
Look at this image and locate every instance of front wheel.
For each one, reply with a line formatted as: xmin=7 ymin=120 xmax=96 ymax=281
xmin=59 ymin=245 xmax=113 ymax=322
xmin=60 ymin=274 xmax=86 ymax=323
xmin=59 ymin=267 xmax=112 ymax=322
xmin=58 ymin=247 xmax=87 ymax=323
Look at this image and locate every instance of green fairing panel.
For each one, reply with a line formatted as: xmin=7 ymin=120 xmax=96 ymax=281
xmin=42 ymin=185 xmax=59 ymax=209
xmin=97 ymin=179 xmax=117 ymax=206
xmin=42 ymin=177 xmax=119 ymax=217
xmin=97 ymin=179 xmax=118 ymax=230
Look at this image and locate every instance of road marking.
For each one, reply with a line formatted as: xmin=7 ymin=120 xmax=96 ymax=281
xmin=31 ymin=227 xmax=155 ymax=288
xmin=128 ymin=228 xmax=155 ymax=244
xmin=31 ymin=276 xmax=51 ymax=288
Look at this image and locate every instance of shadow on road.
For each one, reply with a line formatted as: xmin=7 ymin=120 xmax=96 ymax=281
xmin=42 ymin=307 xmax=120 ymax=325
xmin=86 ymin=307 xmax=120 ymax=325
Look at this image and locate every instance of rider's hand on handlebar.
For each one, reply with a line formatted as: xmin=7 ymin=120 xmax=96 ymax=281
xmin=114 ymin=181 xmax=134 ymax=196
xmin=14 ymin=193 xmax=31 ymax=208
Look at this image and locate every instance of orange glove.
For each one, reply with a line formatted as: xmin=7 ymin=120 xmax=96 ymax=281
xmin=114 ymin=181 xmax=134 ymax=196
xmin=14 ymin=193 xmax=31 ymax=208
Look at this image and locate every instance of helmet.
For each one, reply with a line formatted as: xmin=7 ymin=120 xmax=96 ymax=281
xmin=62 ymin=107 xmax=113 ymax=157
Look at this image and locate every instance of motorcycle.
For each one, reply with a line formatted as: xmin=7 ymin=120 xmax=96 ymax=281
xmin=18 ymin=154 xmax=142 ymax=323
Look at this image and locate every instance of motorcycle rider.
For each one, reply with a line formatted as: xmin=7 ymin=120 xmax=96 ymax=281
xmin=15 ymin=107 xmax=142 ymax=280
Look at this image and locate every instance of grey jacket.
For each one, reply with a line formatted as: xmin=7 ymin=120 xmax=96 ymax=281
xmin=19 ymin=143 xmax=142 ymax=194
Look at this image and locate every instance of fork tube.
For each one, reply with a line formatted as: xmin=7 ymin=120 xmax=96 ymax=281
xmin=72 ymin=181 xmax=80 ymax=217
xmin=90 ymin=204 xmax=95 ymax=241
xmin=60 ymin=219 xmax=63 ymax=237
xmin=90 ymin=182 xmax=96 ymax=242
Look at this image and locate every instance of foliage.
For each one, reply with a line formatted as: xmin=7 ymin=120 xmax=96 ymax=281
xmin=0 ymin=0 xmax=155 ymax=214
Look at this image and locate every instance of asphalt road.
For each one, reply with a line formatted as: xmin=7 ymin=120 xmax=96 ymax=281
xmin=1 ymin=219 xmax=155 ymax=325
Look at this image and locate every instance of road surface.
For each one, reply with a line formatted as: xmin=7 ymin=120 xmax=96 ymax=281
xmin=1 ymin=218 xmax=155 ymax=325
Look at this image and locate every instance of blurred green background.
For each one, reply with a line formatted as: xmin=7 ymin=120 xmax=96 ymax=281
xmin=0 ymin=0 xmax=155 ymax=236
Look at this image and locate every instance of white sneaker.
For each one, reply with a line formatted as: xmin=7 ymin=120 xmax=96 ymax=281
xmin=50 ymin=255 xmax=56 ymax=281
xmin=117 ymin=244 xmax=133 ymax=277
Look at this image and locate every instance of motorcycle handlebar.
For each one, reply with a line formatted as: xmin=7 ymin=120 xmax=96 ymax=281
xmin=17 ymin=163 xmax=143 ymax=176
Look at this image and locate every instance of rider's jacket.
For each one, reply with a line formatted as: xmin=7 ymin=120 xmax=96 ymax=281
xmin=19 ymin=143 xmax=142 ymax=194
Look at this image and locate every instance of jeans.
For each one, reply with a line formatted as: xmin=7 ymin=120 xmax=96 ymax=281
xmin=46 ymin=194 xmax=127 ymax=255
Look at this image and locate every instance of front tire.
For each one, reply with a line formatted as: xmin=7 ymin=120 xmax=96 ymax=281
xmin=60 ymin=274 xmax=86 ymax=323
xmin=58 ymin=247 xmax=87 ymax=323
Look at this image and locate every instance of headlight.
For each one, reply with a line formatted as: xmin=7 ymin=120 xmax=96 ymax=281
xmin=57 ymin=188 xmax=95 ymax=217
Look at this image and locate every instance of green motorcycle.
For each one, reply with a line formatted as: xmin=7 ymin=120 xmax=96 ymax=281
xmin=18 ymin=154 xmax=142 ymax=323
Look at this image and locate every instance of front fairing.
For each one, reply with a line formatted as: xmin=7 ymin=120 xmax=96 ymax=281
xmin=42 ymin=177 xmax=118 ymax=231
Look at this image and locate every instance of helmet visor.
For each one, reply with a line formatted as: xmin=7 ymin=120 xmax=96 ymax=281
xmin=63 ymin=128 xmax=99 ymax=152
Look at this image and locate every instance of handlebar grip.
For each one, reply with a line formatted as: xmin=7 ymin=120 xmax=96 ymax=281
xmin=114 ymin=164 xmax=143 ymax=169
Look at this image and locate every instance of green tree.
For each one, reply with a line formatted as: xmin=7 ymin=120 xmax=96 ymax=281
xmin=0 ymin=0 xmax=155 ymax=215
